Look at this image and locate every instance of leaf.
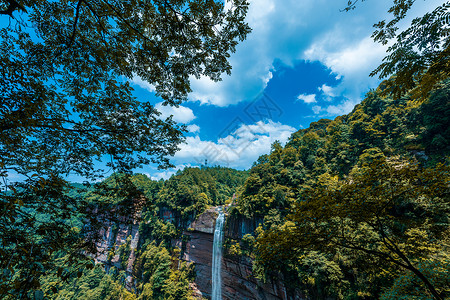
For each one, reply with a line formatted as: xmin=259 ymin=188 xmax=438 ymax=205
xmin=34 ymin=290 xmax=44 ymax=300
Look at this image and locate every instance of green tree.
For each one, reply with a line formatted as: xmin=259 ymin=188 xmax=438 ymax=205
xmin=0 ymin=0 xmax=250 ymax=297
xmin=257 ymin=157 xmax=449 ymax=299
xmin=346 ymin=0 xmax=450 ymax=99
xmin=134 ymin=242 xmax=193 ymax=300
xmin=39 ymin=263 xmax=137 ymax=300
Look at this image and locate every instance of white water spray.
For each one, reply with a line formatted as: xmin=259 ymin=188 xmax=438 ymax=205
xmin=212 ymin=209 xmax=225 ymax=300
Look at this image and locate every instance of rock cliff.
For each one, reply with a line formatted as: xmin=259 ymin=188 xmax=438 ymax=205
xmin=93 ymin=206 xmax=302 ymax=299
xmin=180 ymin=207 xmax=299 ymax=300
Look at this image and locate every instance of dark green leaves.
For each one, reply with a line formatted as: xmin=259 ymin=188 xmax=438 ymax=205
xmin=0 ymin=1 xmax=250 ymax=297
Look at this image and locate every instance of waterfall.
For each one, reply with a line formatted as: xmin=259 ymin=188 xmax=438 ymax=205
xmin=212 ymin=208 xmax=225 ymax=300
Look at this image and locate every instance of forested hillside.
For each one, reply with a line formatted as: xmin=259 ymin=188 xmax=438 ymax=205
xmin=3 ymin=0 xmax=450 ymax=298
xmin=36 ymin=167 xmax=248 ymax=300
xmin=26 ymin=79 xmax=450 ymax=300
xmin=228 ymin=79 xmax=450 ymax=299
xmin=5 ymin=79 xmax=449 ymax=300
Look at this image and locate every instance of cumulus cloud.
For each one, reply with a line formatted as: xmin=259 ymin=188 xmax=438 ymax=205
xmin=188 ymin=0 xmax=440 ymax=108
xmin=318 ymin=84 xmax=336 ymax=101
xmin=309 ymin=98 xmax=359 ymax=117
xmin=155 ymin=102 xmax=196 ymax=124
xmin=324 ymin=99 xmax=359 ymax=116
xmin=312 ymin=105 xmax=322 ymax=115
xmin=186 ymin=124 xmax=200 ymax=133
xmin=130 ymin=75 xmax=156 ymax=93
xmin=262 ymin=71 xmax=273 ymax=87
xmin=188 ymin=0 xmax=387 ymax=106
xmin=297 ymin=93 xmax=316 ymax=104
xmin=149 ymin=164 xmax=197 ymax=181
xmin=173 ymin=120 xmax=296 ymax=169
xmin=304 ymin=36 xmax=387 ymax=102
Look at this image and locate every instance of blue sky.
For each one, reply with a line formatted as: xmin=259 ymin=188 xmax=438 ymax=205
xmin=2 ymin=0 xmax=443 ymax=182
xmin=134 ymin=0 xmax=444 ymax=180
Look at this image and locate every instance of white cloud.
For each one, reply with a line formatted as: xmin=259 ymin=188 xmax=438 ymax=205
xmin=304 ymin=36 xmax=387 ymax=102
xmin=297 ymin=93 xmax=316 ymax=104
xmin=325 ymin=98 xmax=359 ymax=116
xmin=188 ymin=0 xmax=441 ymax=108
xmin=312 ymin=105 xmax=322 ymax=115
xmin=188 ymin=0 xmax=389 ymax=106
xmin=155 ymin=102 xmax=196 ymax=124
xmin=130 ymin=75 xmax=156 ymax=93
xmin=150 ymin=164 xmax=197 ymax=181
xmin=318 ymin=84 xmax=336 ymax=101
xmin=173 ymin=120 xmax=296 ymax=169
xmin=262 ymin=71 xmax=273 ymax=87
xmin=309 ymin=98 xmax=359 ymax=117
xmin=186 ymin=124 xmax=200 ymax=133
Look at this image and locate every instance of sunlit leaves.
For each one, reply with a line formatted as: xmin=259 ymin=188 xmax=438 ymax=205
xmin=368 ymin=1 xmax=450 ymax=99
xmin=257 ymin=157 xmax=449 ymax=298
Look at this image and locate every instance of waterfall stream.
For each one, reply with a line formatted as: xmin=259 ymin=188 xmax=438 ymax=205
xmin=212 ymin=208 xmax=225 ymax=300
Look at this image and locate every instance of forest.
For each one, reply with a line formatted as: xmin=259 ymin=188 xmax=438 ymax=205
xmin=6 ymin=78 xmax=448 ymax=299
xmin=1 ymin=0 xmax=449 ymax=299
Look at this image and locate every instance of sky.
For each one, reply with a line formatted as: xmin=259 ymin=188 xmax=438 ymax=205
xmin=2 ymin=0 xmax=443 ymax=183
xmin=132 ymin=0 xmax=444 ymax=180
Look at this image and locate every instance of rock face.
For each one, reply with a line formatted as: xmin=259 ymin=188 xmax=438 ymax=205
xmin=181 ymin=207 xmax=303 ymax=300
xmin=183 ymin=230 xmax=214 ymax=298
xmin=181 ymin=207 xmax=219 ymax=299
xmin=92 ymin=206 xmax=304 ymax=299
xmin=190 ymin=208 xmax=218 ymax=234
xmin=94 ymin=218 xmax=140 ymax=290
xmin=222 ymin=256 xmax=290 ymax=300
xmin=221 ymin=214 xmax=298 ymax=300
xmin=223 ymin=214 xmax=263 ymax=240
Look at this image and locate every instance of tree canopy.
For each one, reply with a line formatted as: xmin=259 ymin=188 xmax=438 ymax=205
xmin=1 ymin=0 xmax=250 ymax=177
xmin=232 ymin=80 xmax=450 ymax=299
xmin=346 ymin=0 xmax=450 ymax=99
xmin=257 ymin=157 xmax=450 ymax=299
xmin=0 ymin=0 xmax=250 ymax=297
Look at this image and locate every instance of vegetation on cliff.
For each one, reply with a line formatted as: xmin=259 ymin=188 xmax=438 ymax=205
xmin=231 ymin=80 xmax=450 ymax=299
xmin=31 ymin=166 xmax=247 ymax=299
xmin=0 ymin=0 xmax=250 ymax=297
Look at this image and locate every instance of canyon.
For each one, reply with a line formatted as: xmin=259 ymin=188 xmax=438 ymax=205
xmin=93 ymin=206 xmax=296 ymax=299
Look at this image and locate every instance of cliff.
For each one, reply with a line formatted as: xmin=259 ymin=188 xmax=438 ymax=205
xmin=178 ymin=207 xmax=300 ymax=300
xmin=91 ymin=205 xmax=301 ymax=299
xmin=94 ymin=219 xmax=140 ymax=290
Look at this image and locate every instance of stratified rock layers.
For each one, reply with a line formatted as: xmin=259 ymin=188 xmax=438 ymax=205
xmin=182 ymin=207 xmax=292 ymax=300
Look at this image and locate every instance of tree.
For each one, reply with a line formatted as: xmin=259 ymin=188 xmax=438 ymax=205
xmin=346 ymin=0 xmax=450 ymax=99
xmin=257 ymin=157 xmax=450 ymax=299
xmin=0 ymin=0 xmax=250 ymax=297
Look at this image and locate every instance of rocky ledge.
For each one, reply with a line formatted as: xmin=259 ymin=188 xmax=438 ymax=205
xmin=190 ymin=207 xmax=219 ymax=234
xmin=180 ymin=207 xmax=304 ymax=300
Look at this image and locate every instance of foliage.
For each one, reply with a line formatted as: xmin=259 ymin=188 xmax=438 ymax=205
xmin=39 ymin=264 xmax=136 ymax=300
xmin=156 ymin=166 xmax=248 ymax=224
xmin=234 ymin=80 xmax=450 ymax=298
xmin=257 ymin=158 xmax=449 ymax=299
xmin=103 ymin=167 xmax=246 ymax=298
xmin=134 ymin=242 xmax=194 ymax=300
xmin=0 ymin=0 xmax=250 ymax=296
xmin=380 ymin=258 xmax=450 ymax=300
xmin=346 ymin=0 xmax=450 ymax=99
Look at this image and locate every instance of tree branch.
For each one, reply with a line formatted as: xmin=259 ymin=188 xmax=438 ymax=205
xmin=67 ymin=0 xmax=83 ymax=48
xmin=0 ymin=0 xmax=26 ymax=17
xmin=101 ymin=0 xmax=155 ymax=46
xmin=375 ymin=215 xmax=444 ymax=300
